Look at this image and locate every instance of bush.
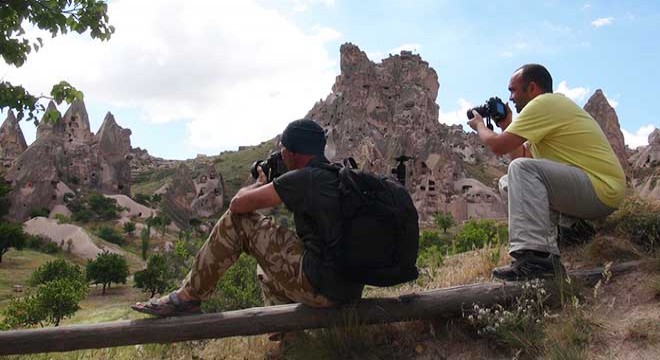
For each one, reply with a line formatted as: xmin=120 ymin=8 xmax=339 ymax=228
xmin=123 ymin=221 xmax=136 ymax=236
xmin=86 ymin=251 xmax=129 ymax=295
xmin=30 ymin=259 xmax=84 ymax=286
xmin=453 ymin=219 xmax=507 ymax=254
xmin=67 ymin=192 xmax=121 ymax=223
xmin=202 ymin=254 xmax=263 ymax=312
xmin=604 ymin=197 xmax=660 ymax=251
xmin=29 ymin=207 xmax=50 ymax=218
xmin=417 ymin=245 xmax=444 ymax=271
xmin=96 ymin=225 xmax=125 ymax=246
xmin=24 ymin=234 xmax=61 ymax=254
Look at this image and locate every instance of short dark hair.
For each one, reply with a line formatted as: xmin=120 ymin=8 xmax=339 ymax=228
xmin=516 ymin=64 xmax=553 ymax=93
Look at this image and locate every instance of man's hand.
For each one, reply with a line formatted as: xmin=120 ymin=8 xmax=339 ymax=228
xmin=496 ymin=103 xmax=513 ymax=130
xmin=467 ymin=110 xmax=485 ymax=131
xmin=255 ymin=165 xmax=267 ymax=187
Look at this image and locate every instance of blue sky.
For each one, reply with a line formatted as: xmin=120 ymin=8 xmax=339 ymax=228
xmin=1 ymin=0 xmax=658 ymax=159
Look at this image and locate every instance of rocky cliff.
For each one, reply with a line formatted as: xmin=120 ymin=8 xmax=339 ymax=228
xmin=306 ymin=43 xmax=506 ymax=223
xmin=628 ymin=129 xmax=660 ymax=200
xmin=4 ymin=100 xmax=133 ymax=221
xmin=0 ymin=112 xmax=28 ymax=169
xmin=584 ymin=89 xmax=628 ymax=172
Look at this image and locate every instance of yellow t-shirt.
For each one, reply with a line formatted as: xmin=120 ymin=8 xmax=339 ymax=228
xmin=506 ymin=93 xmax=625 ymax=208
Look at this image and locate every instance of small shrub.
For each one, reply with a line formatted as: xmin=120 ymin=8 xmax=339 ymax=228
xmin=24 ymin=234 xmax=60 ymax=254
xmin=417 ymin=245 xmax=444 ymax=271
xmin=0 ymin=221 xmax=27 ymax=263
xmin=453 ymin=219 xmax=507 ymax=254
xmin=54 ymin=213 xmax=71 ymax=224
xmin=29 ymin=207 xmax=50 ymax=218
xmin=67 ymin=192 xmax=122 ymax=223
xmin=96 ymin=225 xmax=125 ymax=246
xmin=604 ymin=197 xmax=660 ymax=251
xmin=202 ymin=254 xmax=263 ymax=312
xmin=123 ymin=221 xmax=136 ymax=236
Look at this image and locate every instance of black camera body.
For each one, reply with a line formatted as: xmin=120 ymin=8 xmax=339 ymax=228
xmin=466 ymin=97 xmax=507 ymax=130
xmin=250 ymin=151 xmax=288 ymax=183
xmin=391 ymin=155 xmax=413 ymax=186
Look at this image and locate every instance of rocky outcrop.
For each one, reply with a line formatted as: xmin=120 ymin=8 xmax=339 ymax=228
xmin=584 ymin=90 xmax=628 ymax=171
xmin=305 ymin=43 xmax=506 ymax=222
xmin=191 ymin=164 xmax=225 ymax=218
xmin=0 ymin=112 xmax=28 ymax=168
xmin=158 ymin=163 xmax=197 ymax=229
xmin=96 ymin=113 xmax=132 ymax=194
xmin=628 ymin=128 xmax=660 ymax=200
xmin=5 ymin=100 xmax=133 ymax=221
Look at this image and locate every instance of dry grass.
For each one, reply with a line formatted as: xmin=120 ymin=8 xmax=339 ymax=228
xmin=624 ymin=318 xmax=660 ymax=344
xmin=0 ymin=250 xmax=58 ymax=302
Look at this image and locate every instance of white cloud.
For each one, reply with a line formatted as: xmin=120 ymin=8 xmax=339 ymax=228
xmin=591 ymin=17 xmax=614 ymax=28
xmin=438 ymin=98 xmax=472 ymax=126
xmin=621 ymin=125 xmax=655 ymax=148
xmin=290 ymin=0 xmax=336 ymax=12
xmin=0 ymin=0 xmax=341 ymax=155
xmin=583 ymin=4 xmax=592 ymax=11
xmin=556 ymin=80 xmax=590 ymax=103
xmin=604 ymin=94 xmax=619 ymax=108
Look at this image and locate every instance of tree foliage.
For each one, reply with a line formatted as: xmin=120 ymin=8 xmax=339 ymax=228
xmin=30 ymin=258 xmax=84 ymax=285
xmin=66 ymin=192 xmax=121 ymax=222
xmin=0 ymin=221 xmax=27 ymax=263
xmin=3 ymin=259 xmax=88 ymax=328
xmin=434 ymin=212 xmax=455 ymax=234
xmin=85 ymin=250 xmax=128 ymax=294
xmin=123 ymin=221 xmax=136 ymax=236
xmin=134 ymin=254 xmax=171 ymax=298
xmin=0 ymin=0 xmax=114 ymax=122
xmin=453 ymin=219 xmax=508 ymax=253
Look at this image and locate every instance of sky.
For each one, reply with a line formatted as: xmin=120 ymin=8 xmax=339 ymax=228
xmin=1 ymin=0 xmax=658 ymax=160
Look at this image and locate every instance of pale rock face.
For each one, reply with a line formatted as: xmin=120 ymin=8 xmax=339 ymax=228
xmin=305 ymin=43 xmax=507 ymax=223
xmin=584 ymin=90 xmax=628 ymax=171
xmin=0 ymin=112 xmax=28 ymax=168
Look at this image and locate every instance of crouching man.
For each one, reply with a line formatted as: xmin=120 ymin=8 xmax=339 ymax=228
xmin=467 ymin=64 xmax=625 ymax=280
xmin=132 ymin=119 xmax=363 ymax=316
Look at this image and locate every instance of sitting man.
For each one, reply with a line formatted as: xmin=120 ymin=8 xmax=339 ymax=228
xmin=132 ymin=118 xmax=363 ymax=316
xmin=467 ymin=64 xmax=625 ymax=280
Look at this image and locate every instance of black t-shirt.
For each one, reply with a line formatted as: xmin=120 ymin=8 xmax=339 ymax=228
xmin=272 ymin=157 xmax=364 ymax=302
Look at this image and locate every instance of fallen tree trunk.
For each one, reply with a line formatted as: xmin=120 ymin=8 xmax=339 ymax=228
xmin=0 ymin=260 xmax=641 ymax=355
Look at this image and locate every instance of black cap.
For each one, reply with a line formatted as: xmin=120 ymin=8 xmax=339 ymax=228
xmin=281 ymin=119 xmax=326 ymax=156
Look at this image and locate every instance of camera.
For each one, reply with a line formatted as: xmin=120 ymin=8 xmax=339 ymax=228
xmin=466 ymin=96 xmax=507 ymax=130
xmin=250 ymin=151 xmax=288 ymax=183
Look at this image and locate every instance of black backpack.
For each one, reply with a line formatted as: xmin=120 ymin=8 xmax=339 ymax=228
xmin=314 ymin=160 xmax=420 ymax=286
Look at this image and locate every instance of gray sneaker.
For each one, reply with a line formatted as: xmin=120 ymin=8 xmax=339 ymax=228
xmin=492 ymin=251 xmax=566 ymax=281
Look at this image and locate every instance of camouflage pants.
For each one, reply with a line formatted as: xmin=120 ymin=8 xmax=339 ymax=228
xmin=181 ymin=210 xmax=335 ymax=307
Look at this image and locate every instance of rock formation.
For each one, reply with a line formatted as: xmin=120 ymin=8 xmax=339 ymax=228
xmin=4 ymin=100 xmax=133 ymax=221
xmin=191 ymin=164 xmax=225 ymax=218
xmin=158 ymin=163 xmax=197 ymax=229
xmin=584 ymin=90 xmax=628 ymax=171
xmin=0 ymin=112 xmax=28 ymax=169
xmin=305 ymin=43 xmax=506 ymax=222
xmin=628 ymin=128 xmax=660 ymax=200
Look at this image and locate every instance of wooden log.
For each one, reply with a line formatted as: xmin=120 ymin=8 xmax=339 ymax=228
xmin=0 ymin=260 xmax=640 ymax=355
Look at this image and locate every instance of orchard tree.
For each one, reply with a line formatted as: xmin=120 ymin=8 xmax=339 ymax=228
xmin=434 ymin=212 xmax=455 ymax=234
xmin=30 ymin=258 xmax=84 ymax=285
xmin=0 ymin=221 xmax=27 ymax=263
xmin=86 ymin=251 xmax=128 ymax=294
xmin=134 ymin=254 xmax=170 ymax=298
xmin=0 ymin=1 xmax=114 ymax=123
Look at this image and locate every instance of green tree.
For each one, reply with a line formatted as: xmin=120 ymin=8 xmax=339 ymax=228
xmin=86 ymin=251 xmax=128 ymax=295
xmin=140 ymin=226 xmax=150 ymax=260
xmin=3 ymin=260 xmax=88 ymax=328
xmin=123 ymin=221 xmax=136 ymax=236
xmin=0 ymin=1 xmax=114 ymax=123
xmin=134 ymin=254 xmax=170 ymax=298
xmin=0 ymin=221 xmax=27 ymax=263
xmin=453 ymin=219 xmax=508 ymax=254
xmin=30 ymin=259 xmax=84 ymax=285
xmin=434 ymin=212 xmax=455 ymax=234
xmin=202 ymin=254 xmax=263 ymax=312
